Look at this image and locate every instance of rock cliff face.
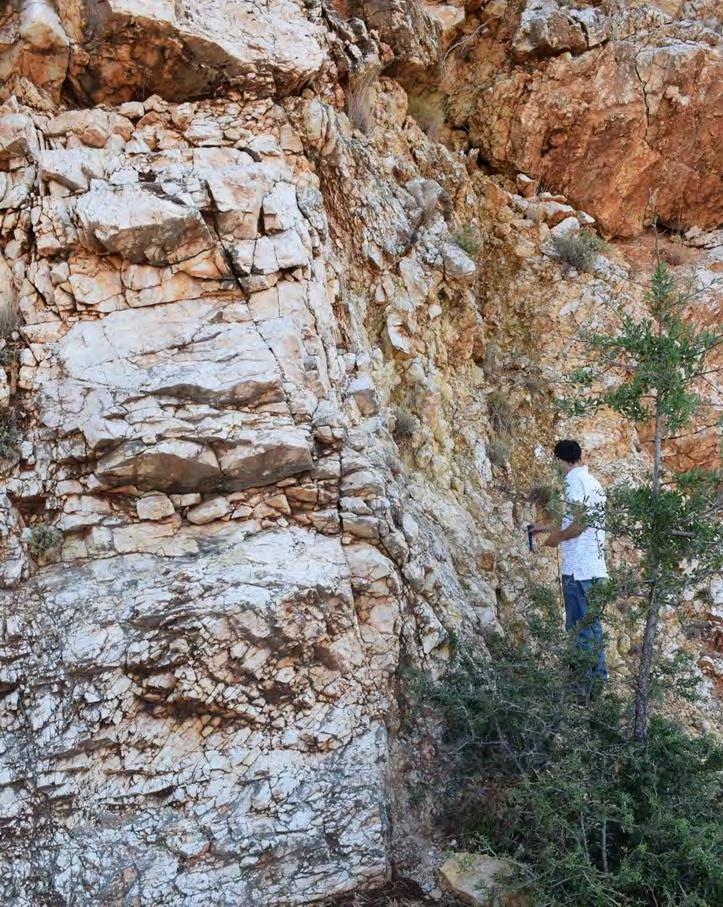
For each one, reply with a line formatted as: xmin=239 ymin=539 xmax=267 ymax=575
xmin=0 ymin=1 xmax=720 ymax=904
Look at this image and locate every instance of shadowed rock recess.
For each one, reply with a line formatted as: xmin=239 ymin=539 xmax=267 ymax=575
xmin=0 ymin=1 xmax=720 ymax=904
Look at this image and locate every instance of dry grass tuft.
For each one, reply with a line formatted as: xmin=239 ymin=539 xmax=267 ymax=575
xmin=487 ymin=390 xmax=515 ymax=436
xmin=28 ymin=525 xmax=63 ymax=558
xmin=392 ymin=406 xmax=419 ymax=441
xmin=0 ymin=298 xmax=19 ymax=340
xmin=527 ymin=482 xmax=554 ymax=509
xmin=452 ymin=224 xmax=482 ymax=258
xmin=346 ymin=66 xmax=380 ymax=135
xmin=488 ymin=437 xmax=510 ymax=467
xmin=407 ymin=92 xmax=445 ymax=141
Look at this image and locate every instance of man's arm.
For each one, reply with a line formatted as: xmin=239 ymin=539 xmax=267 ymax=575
xmin=529 ymin=520 xmax=584 ymax=546
xmin=540 ymin=520 xmax=585 ymax=548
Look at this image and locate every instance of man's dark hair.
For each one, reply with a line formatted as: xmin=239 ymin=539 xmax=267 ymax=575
xmin=554 ymin=439 xmax=582 ymax=464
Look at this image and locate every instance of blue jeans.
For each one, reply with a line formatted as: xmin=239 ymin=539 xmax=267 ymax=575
xmin=562 ymin=575 xmax=608 ymax=686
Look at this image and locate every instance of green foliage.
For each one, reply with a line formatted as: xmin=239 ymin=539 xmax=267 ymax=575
xmin=603 ymin=479 xmax=722 ymax=582
xmin=28 ymin=525 xmax=63 ymax=558
xmin=452 ymin=225 xmax=482 ymax=258
xmin=569 ymin=263 xmax=720 ymax=432
xmin=552 ymin=229 xmax=603 ymax=273
xmin=416 ymin=598 xmax=723 ymax=906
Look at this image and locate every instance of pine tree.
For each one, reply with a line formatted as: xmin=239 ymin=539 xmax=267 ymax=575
xmin=565 ymin=258 xmax=721 ymax=740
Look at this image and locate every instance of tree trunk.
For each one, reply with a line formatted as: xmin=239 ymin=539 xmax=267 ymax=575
xmin=633 ymin=580 xmax=660 ymax=741
xmin=632 ymin=400 xmax=663 ymax=742
xmin=651 ymin=401 xmax=662 ymax=498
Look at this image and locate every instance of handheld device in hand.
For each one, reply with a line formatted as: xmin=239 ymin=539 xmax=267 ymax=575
xmin=527 ymin=524 xmax=534 ymax=551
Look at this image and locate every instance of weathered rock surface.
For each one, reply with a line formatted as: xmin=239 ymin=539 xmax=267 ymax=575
xmin=439 ymin=852 xmax=528 ymax=906
xmin=1 ymin=526 xmax=390 ymax=903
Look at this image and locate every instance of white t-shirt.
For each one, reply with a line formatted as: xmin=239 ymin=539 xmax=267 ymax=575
xmin=561 ymin=465 xmax=608 ymax=580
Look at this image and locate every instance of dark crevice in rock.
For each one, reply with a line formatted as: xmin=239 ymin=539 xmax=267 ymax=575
xmin=323 ymin=876 xmax=435 ymax=905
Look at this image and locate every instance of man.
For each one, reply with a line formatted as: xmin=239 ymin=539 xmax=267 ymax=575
xmin=532 ymin=439 xmax=608 ymax=687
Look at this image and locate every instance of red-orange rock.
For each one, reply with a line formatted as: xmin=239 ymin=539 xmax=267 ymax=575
xmin=446 ymin=4 xmax=723 ymax=237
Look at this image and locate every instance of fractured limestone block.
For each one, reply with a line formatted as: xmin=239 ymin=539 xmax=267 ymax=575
xmin=186 ymin=496 xmax=231 ymax=525
xmin=19 ymin=1 xmax=70 ymax=52
xmin=136 ymin=493 xmax=175 ymax=521
xmin=218 ymin=427 xmax=314 ymax=491
xmin=96 ymin=439 xmax=222 ymax=492
xmin=61 ymin=0 xmax=327 ymax=102
xmin=75 ymin=186 xmax=214 ymax=265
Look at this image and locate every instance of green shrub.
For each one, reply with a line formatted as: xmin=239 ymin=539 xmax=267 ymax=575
xmin=0 ymin=346 xmax=16 ymax=366
xmin=413 ymin=591 xmax=723 ymax=907
xmin=552 ymin=229 xmax=603 ymax=272
xmin=28 ymin=525 xmax=63 ymax=558
xmin=0 ymin=419 xmax=17 ymax=459
xmin=452 ymin=225 xmax=482 ymax=258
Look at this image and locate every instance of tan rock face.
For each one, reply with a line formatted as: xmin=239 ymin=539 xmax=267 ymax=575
xmin=0 ymin=0 xmax=70 ymax=100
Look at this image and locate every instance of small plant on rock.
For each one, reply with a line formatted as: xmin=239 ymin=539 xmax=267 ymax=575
xmin=392 ymin=406 xmax=419 ymax=441
xmin=0 ymin=347 xmax=16 ymax=366
xmin=453 ymin=224 xmax=482 ymax=258
xmin=346 ymin=66 xmax=379 ymax=135
xmin=487 ymin=438 xmax=510 ymax=467
xmin=28 ymin=525 xmax=63 ymax=559
xmin=526 ymin=480 xmax=563 ymax=519
xmin=552 ymin=228 xmax=603 ymax=272
xmin=487 ymin=390 xmax=514 ymax=436
xmin=0 ymin=418 xmax=17 ymax=459
xmin=407 ymin=92 xmax=446 ymax=141
xmin=0 ymin=299 xmax=19 ymax=340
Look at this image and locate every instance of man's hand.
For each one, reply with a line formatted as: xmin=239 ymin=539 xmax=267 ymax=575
xmin=530 ymin=523 xmax=555 ymax=535
xmin=530 ymin=523 xmax=561 ymax=548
